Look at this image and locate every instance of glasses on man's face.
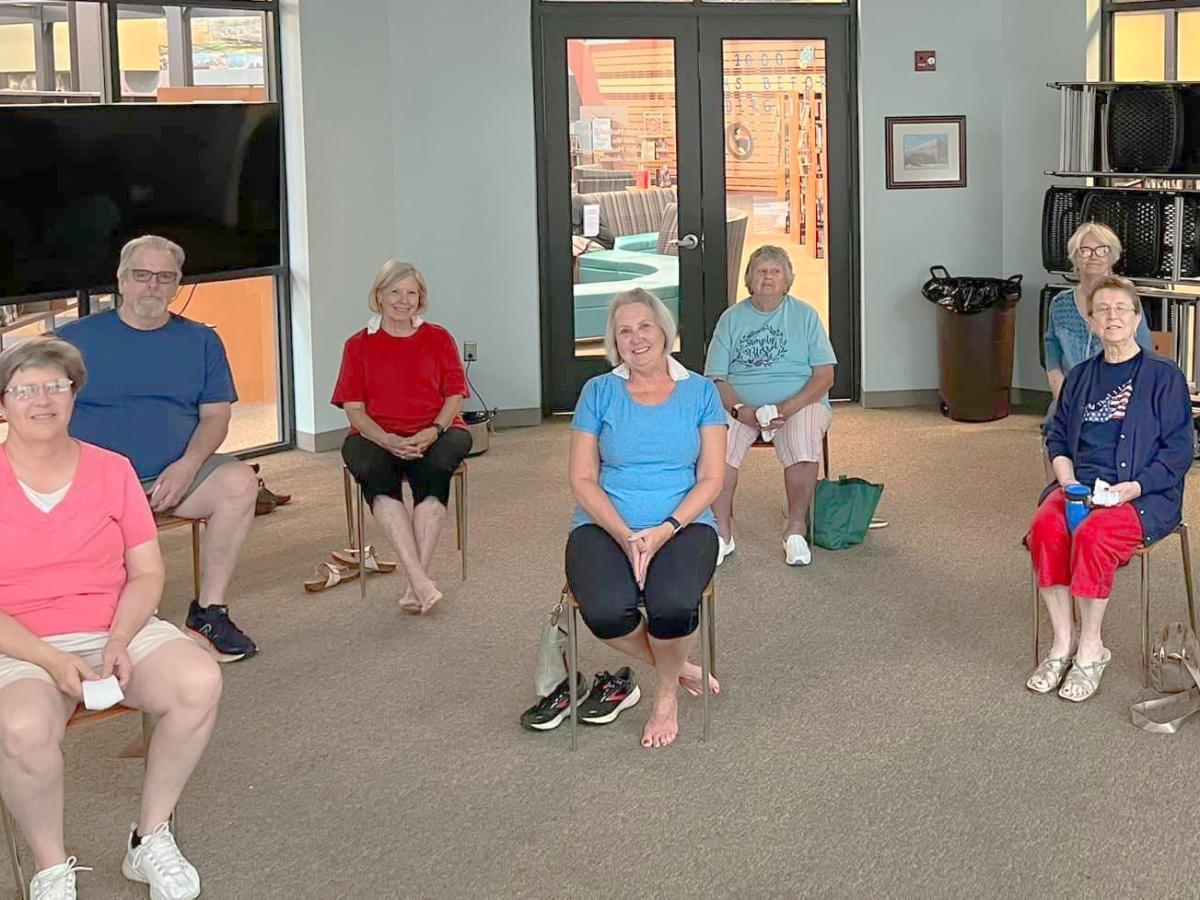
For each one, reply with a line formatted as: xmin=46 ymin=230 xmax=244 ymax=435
xmin=129 ymin=269 xmax=180 ymax=285
xmin=1076 ymin=246 xmax=1112 ymax=259
xmin=1093 ymin=304 xmax=1138 ymax=319
xmin=3 ymin=377 xmax=73 ymax=401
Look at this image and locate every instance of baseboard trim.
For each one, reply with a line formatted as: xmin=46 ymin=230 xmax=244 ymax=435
xmin=296 ymin=407 xmax=543 ymax=454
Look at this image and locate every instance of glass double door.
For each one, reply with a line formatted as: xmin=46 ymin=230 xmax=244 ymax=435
xmin=538 ymin=9 xmax=854 ymax=411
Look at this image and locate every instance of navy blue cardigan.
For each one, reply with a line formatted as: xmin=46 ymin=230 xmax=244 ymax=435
xmin=1043 ymin=349 xmax=1192 ymax=545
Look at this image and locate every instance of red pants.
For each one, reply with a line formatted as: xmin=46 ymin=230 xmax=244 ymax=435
xmin=1026 ymin=489 xmax=1144 ymax=599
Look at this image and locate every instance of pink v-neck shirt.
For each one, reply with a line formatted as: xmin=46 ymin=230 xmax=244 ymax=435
xmin=0 ymin=442 xmax=157 ymax=637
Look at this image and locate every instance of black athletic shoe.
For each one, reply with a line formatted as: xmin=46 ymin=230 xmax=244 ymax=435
xmin=186 ymin=601 xmax=258 ymax=663
xmin=519 ymin=673 xmax=589 ymax=732
xmin=579 ymin=667 xmax=641 ymax=725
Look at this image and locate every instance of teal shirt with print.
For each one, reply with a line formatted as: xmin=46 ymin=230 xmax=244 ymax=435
xmin=704 ymin=295 xmax=837 ymax=408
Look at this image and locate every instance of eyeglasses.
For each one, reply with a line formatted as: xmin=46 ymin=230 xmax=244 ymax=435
xmin=1076 ymin=246 xmax=1112 ymax=259
xmin=3 ymin=377 xmax=73 ymax=401
xmin=128 ymin=269 xmax=180 ymax=285
xmin=1093 ymin=304 xmax=1138 ymax=318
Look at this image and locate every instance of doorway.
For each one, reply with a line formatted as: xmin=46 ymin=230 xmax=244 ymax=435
xmin=534 ymin=2 xmax=857 ymax=412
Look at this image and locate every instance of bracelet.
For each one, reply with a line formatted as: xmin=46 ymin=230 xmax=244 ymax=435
xmin=731 ymin=402 xmax=745 ymax=417
xmin=664 ymin=516 xmax=682 ymax=534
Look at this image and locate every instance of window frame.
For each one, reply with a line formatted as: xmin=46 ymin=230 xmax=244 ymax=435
xmin=1101 ymin=0 xmax=1200 ymax=80
xmin=0 ymin=0 xmax=293 ymax=456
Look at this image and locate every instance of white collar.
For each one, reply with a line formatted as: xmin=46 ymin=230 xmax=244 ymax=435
xmin=367 ymin=314 xmax=424 ymax=334
xmin=612 ymin=356 xmax=690 ymax=381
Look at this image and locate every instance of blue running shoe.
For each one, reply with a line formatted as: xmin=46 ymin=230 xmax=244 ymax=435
xmin=186 ymin=601 xmax=258 ymax=662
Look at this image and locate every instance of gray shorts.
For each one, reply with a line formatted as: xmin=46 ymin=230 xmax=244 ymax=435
xmin=140 ymin=453 xmax=238 ymax=514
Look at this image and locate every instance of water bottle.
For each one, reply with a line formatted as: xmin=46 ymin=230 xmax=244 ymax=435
xmin=1064 ymin=483 xmax=1091 ymax=533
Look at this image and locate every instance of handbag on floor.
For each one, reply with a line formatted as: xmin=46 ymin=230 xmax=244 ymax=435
xmin=1130 ymin=622 xmax=1200 ymax=734
xmin=812 ymin=476 xmax=884 ymax=551
xmin=533 ymin=593 xmax=570 ymax=698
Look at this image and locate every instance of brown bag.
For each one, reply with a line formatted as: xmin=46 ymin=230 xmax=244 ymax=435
xmin=1130 ymin=622 xmax=1200 ymax=734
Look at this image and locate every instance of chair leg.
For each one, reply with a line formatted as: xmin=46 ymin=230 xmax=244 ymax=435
xmin=456 ymin=470 xmax=467 ymax=582
xmin=190 ymin=521 xmax=201 ymax=605
xmin=1 ymin=799 xmax=27 ymax=900
xmin=707 ymin=590 xmax=717 ymax=678
xmin=1031 ymin=566 xmax=1040 ymax=667
xmin=1142 ymin=554 xmax=1151 ymax=689
xmin=1180 ymin=525 xmax=1198 ymax=635
xmin=700 ymin=594 xmax=711 ymax=743
xmin=566 ymin=600 xmax=578 ymax=752
xmin=355 ymin=485 xmax=366 ymax=601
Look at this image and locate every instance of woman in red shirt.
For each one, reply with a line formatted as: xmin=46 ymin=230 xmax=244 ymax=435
xmin=332 ymin=260 xmax=472 ymax=613
xmin=0 ymin=337 xmax=220 ymax=900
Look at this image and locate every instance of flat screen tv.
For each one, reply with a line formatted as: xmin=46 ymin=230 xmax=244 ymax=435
xmin=0 ymin=103 xmax=281 ymax=301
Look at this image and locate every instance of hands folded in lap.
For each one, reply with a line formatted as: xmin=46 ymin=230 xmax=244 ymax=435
xmin=625 ymin=523 xmax=675 ymax=589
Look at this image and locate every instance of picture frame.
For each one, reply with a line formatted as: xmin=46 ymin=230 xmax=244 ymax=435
xmin=884 ymin=115 xmax=967 ymax=189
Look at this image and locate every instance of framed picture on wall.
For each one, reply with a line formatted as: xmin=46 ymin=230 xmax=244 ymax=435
xmin=885 ymin=115 xmax=967 ymax=189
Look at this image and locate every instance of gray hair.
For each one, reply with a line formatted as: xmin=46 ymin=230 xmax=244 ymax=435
xmin=1067 ymin=222 xmax=1122 ymax=276
xmin=743 ymin=244 xmax=795 ymax=294
xmin=117 ymin=234 xmax=185 ymax=281
xmin=603 ymin=288 xmax=678 ymax=367
xmin=368 ymin=259 xmax=429 ymax=316
xmin=1086 ymin=275 xmax=1141 ymax=316
xmin=0 ymin=336 xmax=87 ymax=398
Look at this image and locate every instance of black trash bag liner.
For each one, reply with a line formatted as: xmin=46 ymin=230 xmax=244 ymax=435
xmin=921 ymin=266 xmax=1022 ymax=315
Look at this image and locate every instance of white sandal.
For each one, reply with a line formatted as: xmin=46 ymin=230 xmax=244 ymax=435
xmin=303 ymin=562 xmax=361 ymax=592
xmin=331 ymin=545 xmax=397 ymax=573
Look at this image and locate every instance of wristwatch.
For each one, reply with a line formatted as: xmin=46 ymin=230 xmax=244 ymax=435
xmin=433 ymin=423 xmax=446 ymax=437
xmin=664 ymin=516 xmax=683 ymax=534
xmin=731 ymin=402 xmax=745 ymax=418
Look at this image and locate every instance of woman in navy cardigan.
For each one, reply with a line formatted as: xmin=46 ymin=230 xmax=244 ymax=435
xmin=1026 ymin=275 xmax=1193 ymax=702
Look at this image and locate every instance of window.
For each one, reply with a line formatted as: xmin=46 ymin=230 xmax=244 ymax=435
xmin=0 ymin=1 xmax=291 ymax=455
xmin=1105 ymin=0 xmax=1200 ymax=81
xmin=0 ymin=2 xmax=102 ymax=104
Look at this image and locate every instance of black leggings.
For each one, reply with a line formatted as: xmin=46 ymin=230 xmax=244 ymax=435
xmin=565 ymin=523 xmax=717 ymax=640
xmin=342 ymin=430 xmax=470 ymax=507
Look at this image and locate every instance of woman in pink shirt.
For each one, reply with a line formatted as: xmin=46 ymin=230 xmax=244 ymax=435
xmin=0 ymin=337 xmax=220 ymax=900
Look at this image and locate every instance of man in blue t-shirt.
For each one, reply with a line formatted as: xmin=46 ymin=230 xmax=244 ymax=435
xmin=59 ymin=235 xmax=259 ymax=662
xmin=704 ymin=245 xmax=837 ymax=568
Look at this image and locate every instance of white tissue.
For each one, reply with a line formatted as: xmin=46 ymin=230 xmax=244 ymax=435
xmin=82 ymin=675 xmax=124 ymax=711
xmin=756 ymin=404 xmax=780 ymax=442
xmin=1091 ymin=479 xmax=1122 ymax=508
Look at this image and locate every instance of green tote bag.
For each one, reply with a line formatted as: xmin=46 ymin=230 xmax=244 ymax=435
xmin=812 ymin=476 xmax=884 ymax=550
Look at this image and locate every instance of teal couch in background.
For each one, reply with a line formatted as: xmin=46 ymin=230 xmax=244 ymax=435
xmin=574 ymin=250 xmax=679 ymax=340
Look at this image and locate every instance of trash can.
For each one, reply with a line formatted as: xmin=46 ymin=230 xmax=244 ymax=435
xmin=921 ymin=266 xmax=1022 ymax=422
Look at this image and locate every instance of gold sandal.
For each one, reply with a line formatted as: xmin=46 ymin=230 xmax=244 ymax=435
xmin=1026 ymin=655 xmax=1073 ymax=694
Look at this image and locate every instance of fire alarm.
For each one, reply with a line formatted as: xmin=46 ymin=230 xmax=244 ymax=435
xmin=915 ymin=51 xmax=936 ymax=72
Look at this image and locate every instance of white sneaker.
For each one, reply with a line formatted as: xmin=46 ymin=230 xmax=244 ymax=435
xmin=30 ymin=857 xmax=90 ymax=900
xmin=716 ymin=535 xmax=735 ymax=566
xmin=122 ymin=822 xmax=200 ymax=900
xmin=784 ymin=534 xmax=812 ymax=566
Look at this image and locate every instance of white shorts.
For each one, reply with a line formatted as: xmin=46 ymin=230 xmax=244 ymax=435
xmin=726 ymin=403 xmax=832 ymax=469
xmin=0 ymin=617 xmax=189 ymax=695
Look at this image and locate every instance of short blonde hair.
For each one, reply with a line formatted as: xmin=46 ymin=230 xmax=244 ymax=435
xmin=0 ymin=336 xmax=87 ymax=398
xmin=117 ymin=234 xmax=185 ymax=281
xmin=368 ymin=260 xmax=428 ymax=316
xmin=1085 ymin=275 xmax=1141 ymax=316
xmin=603 ymin=288 xmax=677 ymax=367
xmin=1067 ymin=222 xmax=1122 ymax=275
xmin=743 ymin=244 xmax=795 ymax=294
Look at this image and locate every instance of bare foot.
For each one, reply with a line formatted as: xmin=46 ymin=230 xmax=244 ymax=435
xmin=640 ymin=690 xmax=679 ymax=748
xmin=678 ymin=661 xmax=720 ymax=697
xmin=415 ymin=582 xmax=443 ymax=614
xmin=398 ymin=587 xmax=422 ymax=613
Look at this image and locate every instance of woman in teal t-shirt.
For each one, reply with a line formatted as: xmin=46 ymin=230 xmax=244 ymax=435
xmin=566 ymin=289 xmax=726 ymax=749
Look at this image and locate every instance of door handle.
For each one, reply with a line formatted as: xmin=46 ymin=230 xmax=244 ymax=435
xmin=669 ymin=233 xmax=700 ymax=251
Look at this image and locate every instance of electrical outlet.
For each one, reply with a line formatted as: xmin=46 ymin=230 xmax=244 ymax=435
xmin=463 ymin=341 xmax=478 ymax=362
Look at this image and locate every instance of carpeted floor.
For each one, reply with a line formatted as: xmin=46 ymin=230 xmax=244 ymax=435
xmin=44 ymin=407 xmax=1200 ymax=898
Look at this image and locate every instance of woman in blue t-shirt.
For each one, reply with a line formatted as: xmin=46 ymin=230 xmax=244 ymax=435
xmin=566 ymin=289 xmax=726 ymax=748
xmin=1026 ymin=276 xmax=1193 ymax=703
